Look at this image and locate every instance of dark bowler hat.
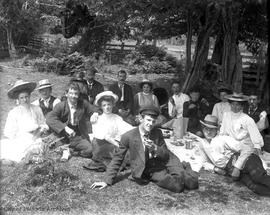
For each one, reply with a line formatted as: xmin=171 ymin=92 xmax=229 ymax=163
xmin=139 ymin=105 xmax=160 ymax=117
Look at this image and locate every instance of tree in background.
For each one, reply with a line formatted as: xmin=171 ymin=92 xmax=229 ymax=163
xmin=0 ymin=0 xmax=41 ymax=58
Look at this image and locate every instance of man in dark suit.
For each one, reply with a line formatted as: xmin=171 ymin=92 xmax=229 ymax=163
xmin=46 ymin=82 xmax=100 ymax=159
xmin=86 ymin=66 xmax=104 ymax=104
xmin=109 ymin=70 xmax=134 ymax=124
xmin=91 ymin=105 xmax=199 ymax=193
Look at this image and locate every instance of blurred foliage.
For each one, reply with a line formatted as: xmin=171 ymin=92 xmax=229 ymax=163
xmin=124 ymin=44 xmax=183 ymax=74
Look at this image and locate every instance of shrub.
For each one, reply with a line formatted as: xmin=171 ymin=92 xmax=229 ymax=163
xmin=124 ymin=44 xmax=183 ymax=75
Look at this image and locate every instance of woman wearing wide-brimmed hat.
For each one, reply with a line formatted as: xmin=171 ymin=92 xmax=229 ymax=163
xmin=0 ymin=80 xmax=48 ymax=162
xmin=219 ymin=92 xmax=264 ymax=154
xmin=133 ymin=79 xmax=159 ymax=115
xmin=83 ymin=91 xmax=133 ymax=172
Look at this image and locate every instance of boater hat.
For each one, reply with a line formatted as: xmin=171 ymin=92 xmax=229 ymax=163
xmin=200 ymin=114 xmax=218 ymax=128
xmin=37 ymin=79 xmax=53 ymax=90
xmin=8 ymin=80 xmax=36 ymax=99
xmin=225 ymin=92 xmax=249 ymax=102
xmin=94 ymin=91 xmax=118 ymax=106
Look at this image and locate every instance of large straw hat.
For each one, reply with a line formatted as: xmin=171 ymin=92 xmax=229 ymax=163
xmin=225 ymin=92 xmax=249 ymax=102
xmin=7 ymin=80 xmax=36 ymax=99
xmin=139 ymin=79 xmax=153 ymax=89
xmin=37 ymin=79 xmax=53 ymax=90
xmin=200 ymin=114 xmax=218 ymax=128
xmin=94 ymin=91 xmax=118 ymax=106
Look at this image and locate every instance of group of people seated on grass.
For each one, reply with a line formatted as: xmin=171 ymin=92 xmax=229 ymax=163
xmin=1 ymin=66 xmax=270 ymax=196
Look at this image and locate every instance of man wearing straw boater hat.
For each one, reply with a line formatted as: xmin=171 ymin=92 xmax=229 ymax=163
xmin=198 ymin=114 xmax=270 ymax=196
xmin=32 ymin=79 xmax=61 ymax=116
xmin=219 ymin=92 xmax=264 ymax=154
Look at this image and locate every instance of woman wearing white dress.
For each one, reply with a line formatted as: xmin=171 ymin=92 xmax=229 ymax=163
xmin=1 ymin=80 xmax=48 ymax=162
xmin=84 ymin=91 xmax=133 ymax=171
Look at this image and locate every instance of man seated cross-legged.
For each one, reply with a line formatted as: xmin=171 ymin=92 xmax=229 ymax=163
xmin=91 ymin=105 xmax=199 ymax=193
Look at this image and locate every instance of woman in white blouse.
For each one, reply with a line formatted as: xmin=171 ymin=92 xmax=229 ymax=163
xmin=83 ymin=91 xmax=133 ymax=172
xmin=1 ymin=80 xmax=48 ymax=162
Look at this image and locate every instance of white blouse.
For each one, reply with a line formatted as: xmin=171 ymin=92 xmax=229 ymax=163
xmin=91 ymin=113 xmax=133 ymax=141
xmin=212 ymin=102 xmax=231 ymax=124
xmin=168 ymin=93 xmax=190 ymax=118
xmin=4 ymin=104 xmax=47 ymax=139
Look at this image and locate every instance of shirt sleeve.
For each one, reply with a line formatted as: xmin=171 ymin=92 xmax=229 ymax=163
xmin=53 ymin=98 xmax=61 ymax=107
xmin=212 ymin=104 xmax=218 ymax=118
xmin=245 ymin=117 xmax=264 ymax=149
xmin=3 ymin=109 xmax=18 ymax=139
xmin=168 ymin=99 xmax=174 ymax=117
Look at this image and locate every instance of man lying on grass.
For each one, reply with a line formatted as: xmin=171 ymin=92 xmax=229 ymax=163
xmin=198 ymin=115 xmax=270 ymax=196
xmin=91 ymin=105 xmax=199 ymax=193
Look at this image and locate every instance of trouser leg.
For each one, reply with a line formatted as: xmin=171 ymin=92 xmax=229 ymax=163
xmin=166 ymin=152 xmax=199 ymax=190
xmin=240 ymin=173 xmax=270 ymax=196
xmin=242 ymin=154 xmax=270 ymax=188
xmin=69 ymin=136 xmax=93 ymax=158
xmin=150 ymin=169 xmax=185 ymax=193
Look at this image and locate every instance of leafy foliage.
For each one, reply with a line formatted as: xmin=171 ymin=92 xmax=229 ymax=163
xmin=124 ymin=44 xmax=183 ymax=74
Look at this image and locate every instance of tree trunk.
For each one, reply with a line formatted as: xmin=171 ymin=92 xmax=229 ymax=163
xmin=6 ymin=26 xmax=17 ymax=59
xmin=185 ymin=9 xmax=192 ymax=75
xmin=220 ymin=2 xmax=242 ymax=92
xmin=260 ymin=45 xmax=269 ymax=106
xmin=182 ymin=3 xmax=220 ymax=93
xmin=211 ymin=32 xmax=223 ymax=65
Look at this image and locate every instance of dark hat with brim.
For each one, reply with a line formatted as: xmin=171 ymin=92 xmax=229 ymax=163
xmin=200 ymin=114 xmax=218 ymax=128
xmin=225 ymin=92 xmax=249 ymax=102
xmin=8 ymin=80 xmax=36 ymax=99
xmin=139 ymin=79 xmax=153 ymax=89
xmin=139 ymin=105 xmax=160 ymax=117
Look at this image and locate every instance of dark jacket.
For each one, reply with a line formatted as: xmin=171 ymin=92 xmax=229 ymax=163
xmin=183 ymin=100 xmax=210 ymax=133
xmin=105 ymin=127 xmax=180 ymax=185
xmin=46 ymin=99 xmax=99 ymax=140
xmin=109 ymin=82 xmax=134 ymax=114
xmin=88 ymin=80 xmax=104 ymax=104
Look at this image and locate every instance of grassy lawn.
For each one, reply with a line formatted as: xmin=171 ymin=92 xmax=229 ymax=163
xmin=0 ymin=59 xmax=269 ymax=215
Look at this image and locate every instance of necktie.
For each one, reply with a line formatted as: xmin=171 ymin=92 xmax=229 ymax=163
xmin=143 ymin=132 xmax=151 ymax=160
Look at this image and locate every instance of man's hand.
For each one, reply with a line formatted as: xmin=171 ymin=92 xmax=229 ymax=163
xmin=201 ymin=98 xmax=209 ymax=106
xmin=64 ymin=126 xmax=76 ymax=137
xmin=231 ymin=167 xmax=241 ymax=180
xmin=90 ymin=182 xmax=108 ymax=190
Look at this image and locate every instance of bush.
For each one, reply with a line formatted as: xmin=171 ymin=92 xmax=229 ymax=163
xmin=124 ymin=44 xmax=183 ymax=75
